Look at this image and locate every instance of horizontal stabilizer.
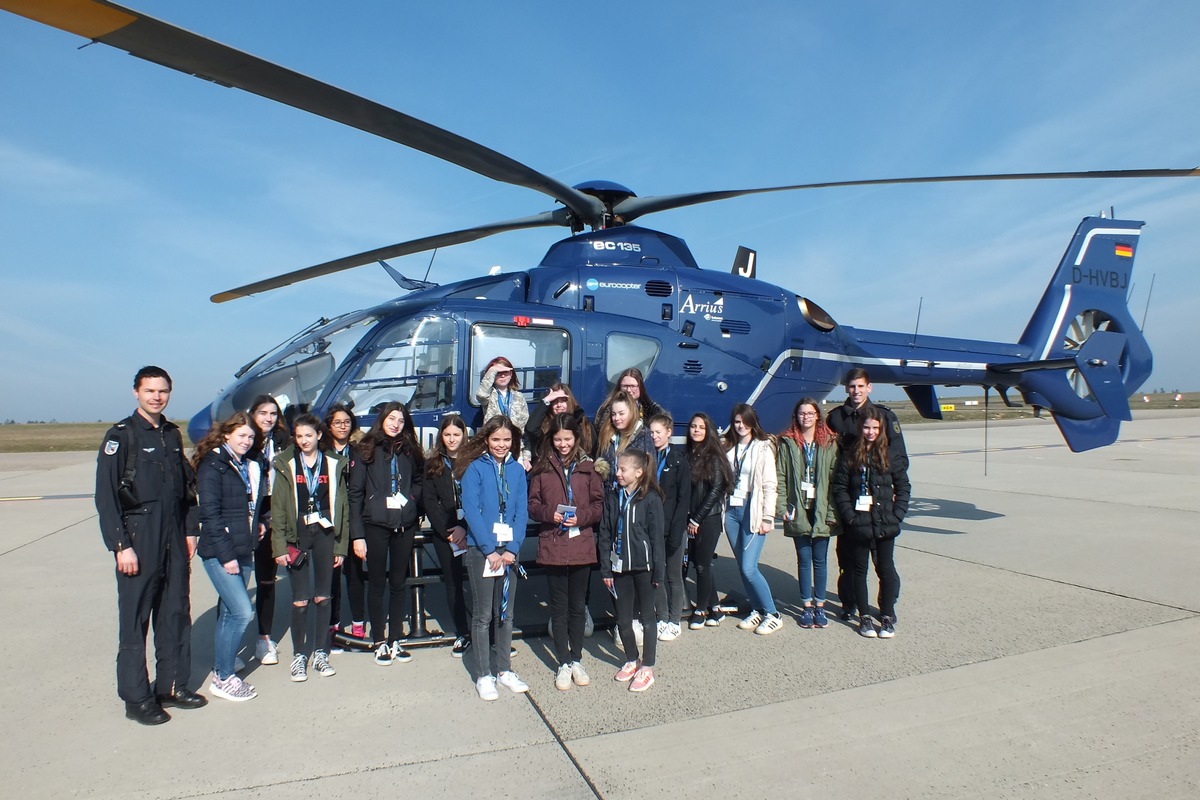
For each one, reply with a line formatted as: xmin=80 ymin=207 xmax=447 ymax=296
xmin=1054 ymin=415 xmax=1120 ymax=453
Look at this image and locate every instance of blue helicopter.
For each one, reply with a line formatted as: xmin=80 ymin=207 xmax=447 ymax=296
xmin=7 ymin=1 xmax=1196 ymax=452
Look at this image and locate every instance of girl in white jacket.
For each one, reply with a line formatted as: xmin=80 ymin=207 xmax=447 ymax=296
xmin=723 ymin=404 xmax=782 ymax=635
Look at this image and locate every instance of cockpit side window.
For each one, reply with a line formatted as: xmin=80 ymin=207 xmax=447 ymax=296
xmin=469 ymin=323 xmax=571 ymax=406
xmin=604 ymin=333 xmax=660 ymax=386
xmin=339 ymin=316 xmax=458 ymax=415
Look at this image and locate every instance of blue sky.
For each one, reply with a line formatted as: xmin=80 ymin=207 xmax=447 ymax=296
xmin=2 ymin=1 xmax=1198 ymax=422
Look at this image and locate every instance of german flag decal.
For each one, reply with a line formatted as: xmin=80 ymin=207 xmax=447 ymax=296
xmin=1114 ymin=243 xmax=1134 ymax=258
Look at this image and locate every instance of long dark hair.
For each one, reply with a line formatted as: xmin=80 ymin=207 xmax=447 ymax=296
xmin=357 ymin=401 xmax=423 ymax=467
xmin=538 ymin=383 xmax=594 ymax=454
xmin=455 ymin=415 xmax=522 ymax=480
xmin=291 ymin=412 xmax=324 ymax=452
xmin=687 ymin=412 xmax=734 ymax=486
xmin=530 ymin=413 xmax=587 ymax=476
xmin=425 ymin=414 xmax=468 ymax=478
xmin=191 ymin=411 xmax=260 ymax=472
xmin=846 ymin=404 xmax=890 ymax=472
xmin=723 ymin=403 xmax=770 ymax=449
xmin=598 ymin=367 xmax=657 ymax=422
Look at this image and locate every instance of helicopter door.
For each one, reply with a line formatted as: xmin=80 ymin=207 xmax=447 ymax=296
xmin=336 ymin=315 xmax=459 ymax=418
xmin=468 ymin=321 xmax=573 ymax=423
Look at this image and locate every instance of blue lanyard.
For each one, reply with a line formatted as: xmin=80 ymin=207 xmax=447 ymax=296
xmin=226 ymin=446 xmax=251 ymax=495
xmin=490 ymin=455 xmax=510 ymax=519
xmin=390 ymin=453 xmax=399 ymax=495
xmin=802 ymin=440 xmax=815 ymax=482
xmin=656 ymin=448 xmax=667 ymax=481
xmin=733 ymin=442 xmax=748 ymax=480
xmin=443 ymin=455 xmax=461 ymax=508
xmin=616 ymin=487 xmax=633 ymax=550
xmin=860 ymin=465 xmax=871 ymax=497
xmin=496 ymin=389 xmax=512 ymax=418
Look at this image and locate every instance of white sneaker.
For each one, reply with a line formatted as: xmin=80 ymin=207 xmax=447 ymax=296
xmin=289 ymin=653 xmax=308 ymax=682
xmin=555 ymin=663 xmax=573 ymax=691
xmin=476 ymin=676 xmax=499 ymax=701
xmin=656 ymin=620 xmax=668 ymax=639
xmin=312 ymin=650 xmax=336 ymax=677
xmin=210 ymin=674 xmax=256 ymax=702
xmin=497 ymin=671 xmax=529 ymax=694
xmin=570 ymin=661 xmax=591 ymax=686
xmin=658 ymin=621 xmax=679 ymax=642
xmin=754 ymin=613 xmax=785 ymax=635
xmin=738 ymin=611 xmax=764 ymax=631
xmin=374 ymin=641 xmax=393 ymax=666
xmin=255 ymin=639 xmax=279 ymax=665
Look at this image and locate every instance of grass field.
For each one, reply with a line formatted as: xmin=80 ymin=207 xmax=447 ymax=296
xmin=0 ymin=394 xmax=1194 ymax=453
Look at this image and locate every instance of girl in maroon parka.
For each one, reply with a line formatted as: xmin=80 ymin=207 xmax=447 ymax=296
xmin=528 ymin=413 xmax=604 ymax=691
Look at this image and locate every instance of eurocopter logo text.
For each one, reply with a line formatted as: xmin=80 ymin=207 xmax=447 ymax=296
xmin=585 ymin=278 xmax=641 ymax=291
xmin=679 ymin=293 xmax=723 ymax=321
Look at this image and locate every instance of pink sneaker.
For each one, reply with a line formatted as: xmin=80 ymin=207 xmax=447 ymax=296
xmin=629 ymin=667 xmax=655 ymax=692
xmin=351 ymin=623 xmax=365 ymax=639
xmin=614 ymin=660 xmax=640 ymax=682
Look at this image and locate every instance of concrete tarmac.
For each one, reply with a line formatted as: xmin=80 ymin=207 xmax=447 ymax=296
xmin=1 ymin=412 xmax=1196 ymax=799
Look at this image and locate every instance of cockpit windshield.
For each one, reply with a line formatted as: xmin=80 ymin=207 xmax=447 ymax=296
xmin=214 ymin=312 xmax=377 ymax=419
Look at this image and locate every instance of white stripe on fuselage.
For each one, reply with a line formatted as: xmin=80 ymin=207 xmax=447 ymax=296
xmin=745 ymin=349 xmax=990 ymax=405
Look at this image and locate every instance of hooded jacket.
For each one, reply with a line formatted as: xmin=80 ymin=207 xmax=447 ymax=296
xmin=597 ymin=487 xmax=665 ymax=585
xmin=270 ymin=445 xmax=350 ymax=559
xmin=776 ymin=435 xmax=839 ymax=538
xmin=831 ymin=453 xmax=911 ymax=541
xmin=196 ymin=446 xmax=267 ymax=564
xmin=528 ymin=455 xmax=603 ymax=566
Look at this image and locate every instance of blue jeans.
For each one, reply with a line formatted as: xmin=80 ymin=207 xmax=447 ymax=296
xmin=724 ymin=505 xmax=777 ymax=615
xmin=202 ymin=557 xmax=253 ymax=680
xmin=793 ymin=536 xmax=829 ymax=604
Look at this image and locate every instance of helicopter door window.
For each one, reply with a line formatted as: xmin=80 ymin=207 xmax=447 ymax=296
xmin=339 ymin=316 xmax=458 ymax=413
xmin=604 ymin=333 xmax=661 ymax=385
xmin=469 ymin=323 xmax=571 ymax=406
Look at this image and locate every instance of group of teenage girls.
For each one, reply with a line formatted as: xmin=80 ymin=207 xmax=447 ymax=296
xmin=189 ymin=360 xmax=909 ymax=703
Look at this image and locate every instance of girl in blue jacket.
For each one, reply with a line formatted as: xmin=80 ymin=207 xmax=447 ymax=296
xmin=456 ymin=416 xmax=530 ymax=701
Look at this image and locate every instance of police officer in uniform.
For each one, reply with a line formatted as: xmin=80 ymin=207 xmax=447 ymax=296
xmin=96 ymin=365 xmax=205 ymax=724
xmin=825 ymin=367 xmax=908 ymax=621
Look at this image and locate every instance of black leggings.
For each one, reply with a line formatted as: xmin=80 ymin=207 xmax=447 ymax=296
xmin=545 ymin=564 xmax=591 ymax=666
xmin=287 ymin=526 xmax=336 ymax=656
xmin=427 ymin=535 xmax=470 ymax=638
xmin=254 ymin=531 xmax=277 ymax=637
xmin=688 ymin=515 xmax=722 ymax=611
xmin=330 ymin=552 xmax=367 ymax=629
xmin=364 ymin=523 xmax=418 ymax=643
xmin=614 ymin=570 xmax=656 ymax=667
xmin=851 ymin=536 xmax=899 ymax=619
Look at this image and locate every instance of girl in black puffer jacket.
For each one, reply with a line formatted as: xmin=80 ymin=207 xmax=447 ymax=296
xmin=194 ymin=412 xmax=267 ymax=702
xmin=685 ymin=412 xmax=734 ymax=630
xmin=831 ymin=405 xmax=910 ymax=640
xmin=349 ymin=402 xmax=424 ymax=665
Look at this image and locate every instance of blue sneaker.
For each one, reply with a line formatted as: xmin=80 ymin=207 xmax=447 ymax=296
xmin=812 ymin=607 xmax=829 ymax=628
xmin=798 ymin=607 xmax=814 ymax=628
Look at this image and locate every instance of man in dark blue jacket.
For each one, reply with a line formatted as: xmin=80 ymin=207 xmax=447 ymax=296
xmin=96 ymin=366 xmax=203 ymax=725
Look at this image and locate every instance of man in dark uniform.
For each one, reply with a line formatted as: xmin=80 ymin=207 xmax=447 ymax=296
xmin=825 ymin=367 xmax=908 ymax=621
xmin=96 ymin=365 xmax=204 ymax=724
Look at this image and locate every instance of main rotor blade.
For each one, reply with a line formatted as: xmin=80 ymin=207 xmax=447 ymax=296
xmin=614 ymin=168 xmax=1200 ymax=222
xmin=2 ymin=0 xmax=604 ymax=224
xmin=211 ymin=210 xmax=570 ymax=303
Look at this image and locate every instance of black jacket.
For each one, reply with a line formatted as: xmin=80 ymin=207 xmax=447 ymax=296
xmin=597 ymin=489 xmax=665 ymax=585
xmin=831 ymin=455 xmax=911 ymax=541
xmin=196 ymin=447 xmax=267 ymax=564
xmin=422 ymin=457 xmax=461 ymax=541
xmin=349 ymin=440 xmax=423 ymax=538
xmin=826 ymin=400 xmax=908 ymax=472
xmin=687 ymin=452 xmax=730 ymax=523
xmin=654 ymin=445 xmax=692 ymax=552
xmin=95 ymin=412 xmax=192 ymax=555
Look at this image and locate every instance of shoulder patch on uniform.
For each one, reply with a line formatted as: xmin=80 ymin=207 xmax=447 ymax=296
xmin=892 ymin=421 xmax=901 ymax=434
xmin=104 ymin=440 xmax=120 ymax=456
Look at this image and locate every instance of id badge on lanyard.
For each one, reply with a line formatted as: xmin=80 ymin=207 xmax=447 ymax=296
xmin=387 ymin=454 xmax=408 ymax=509
xmin=855 ymin=466 xmax=873 ymax=511
xmin=493 ymin=458 xmax=512 ymax=542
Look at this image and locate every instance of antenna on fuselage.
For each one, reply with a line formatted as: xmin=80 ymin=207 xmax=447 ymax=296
xmin=1140 ymin=273 xmax=1157 ymax=332
xmin=911 ymin=296 xmax=924 ymax=347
